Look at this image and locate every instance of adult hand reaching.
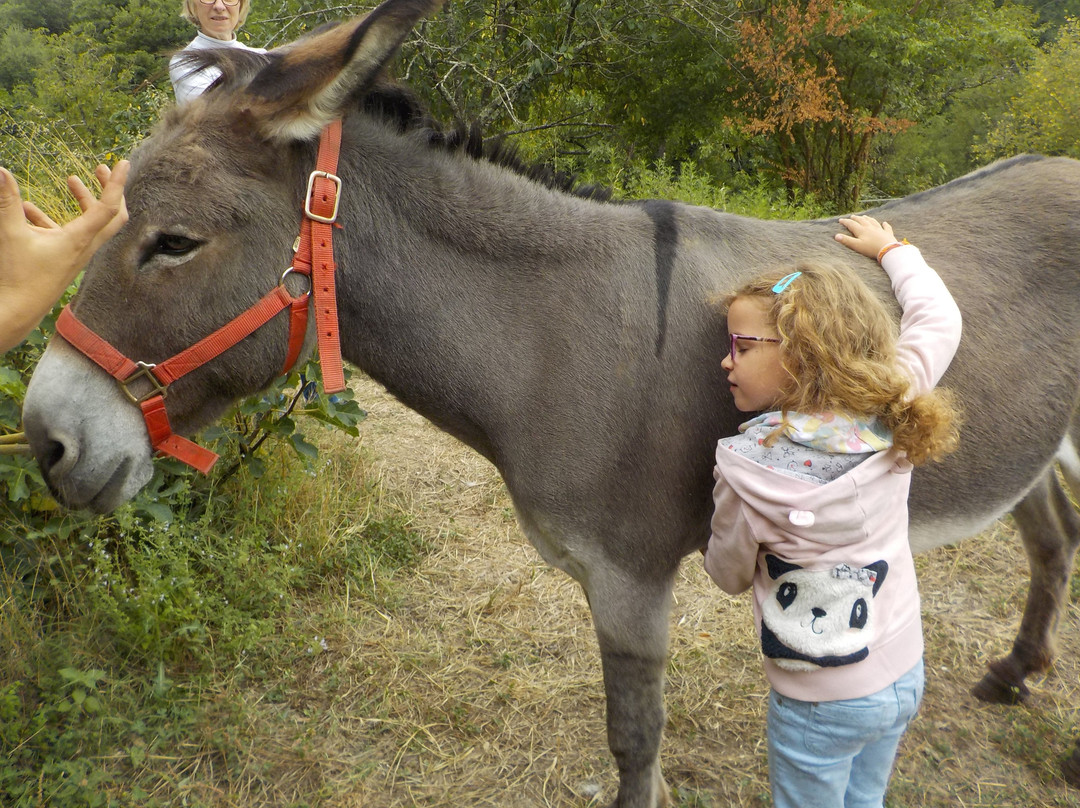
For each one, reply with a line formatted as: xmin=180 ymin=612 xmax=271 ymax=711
xmin=0 ymin=161 xmax=129 ymax=352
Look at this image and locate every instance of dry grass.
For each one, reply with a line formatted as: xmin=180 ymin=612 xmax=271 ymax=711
xmin=232 ymin=374 xmax=1080 ymax=808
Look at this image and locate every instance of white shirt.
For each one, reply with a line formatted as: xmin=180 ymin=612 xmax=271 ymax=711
xmin=169 ymin=32 xmax=266 ymax=105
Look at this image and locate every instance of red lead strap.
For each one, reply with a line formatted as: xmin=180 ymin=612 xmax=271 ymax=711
xmin=53 ymin=120 xmax=346 ymax=473
xmin=293 ymin=120 xmax=345 ymax=393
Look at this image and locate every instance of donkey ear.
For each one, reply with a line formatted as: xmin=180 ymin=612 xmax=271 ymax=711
xmin=243 ymin=0 xmax=444 ymax=142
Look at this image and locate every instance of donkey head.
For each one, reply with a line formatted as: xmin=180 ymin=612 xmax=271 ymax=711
xmin=22 ymin=0 xmax=445 ymax=511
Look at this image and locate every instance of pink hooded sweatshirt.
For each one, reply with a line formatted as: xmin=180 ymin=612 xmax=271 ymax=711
xmin=704 ymin=245 xmax=962 ymax=702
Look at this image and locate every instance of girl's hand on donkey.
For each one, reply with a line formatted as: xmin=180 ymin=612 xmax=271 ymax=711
xmin=835 ymin=214 xmax=901 ymax=261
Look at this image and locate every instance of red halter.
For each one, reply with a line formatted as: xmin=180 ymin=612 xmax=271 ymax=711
xmin=54 ymin=121 xmax=347 ymax=473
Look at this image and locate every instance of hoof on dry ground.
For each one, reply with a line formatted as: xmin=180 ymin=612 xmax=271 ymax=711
xmin=971 ymin=665 xmax=1030 ymax=705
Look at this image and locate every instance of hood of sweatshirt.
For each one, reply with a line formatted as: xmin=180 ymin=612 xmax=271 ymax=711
xmin=714 ymin=446 xmax=910 ymax=548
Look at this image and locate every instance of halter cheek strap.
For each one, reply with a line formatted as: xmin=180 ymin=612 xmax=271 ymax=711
xmin=53 ymin=121 xmax=346 ymax=473
xmin=295 ymin=119 xmax=346 ymax=394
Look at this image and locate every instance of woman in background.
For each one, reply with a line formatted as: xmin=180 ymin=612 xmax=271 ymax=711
xmin=169 ymin=0 xmax=265 ymax=104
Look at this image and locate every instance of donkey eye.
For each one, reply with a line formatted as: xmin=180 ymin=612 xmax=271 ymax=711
xmin=155 ymin=234 xmax=200 ymax=256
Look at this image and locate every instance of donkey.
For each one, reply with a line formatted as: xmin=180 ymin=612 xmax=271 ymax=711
xmin=20 ymin=1 xmax=1080 ymax=804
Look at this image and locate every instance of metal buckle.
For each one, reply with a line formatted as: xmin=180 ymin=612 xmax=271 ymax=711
xmin=304 ymin=170 xmax=342 ymax=224
xmin=119 ymin=361 xmax=168 ymax=405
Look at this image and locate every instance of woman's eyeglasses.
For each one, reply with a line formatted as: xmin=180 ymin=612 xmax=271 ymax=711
xmin=728 ymin=333 xmax=780 ymax=361
xmin=198 ymin=0 xmax=240 ymax=6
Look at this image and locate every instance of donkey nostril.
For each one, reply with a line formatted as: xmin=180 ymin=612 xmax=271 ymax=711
xmin=43 ymin=439 xmax=65 ymax=474
xmin=812 ymin=607 xmax=826 ymax=619
xmin=38 ymin=430 xmax=79 ymax=479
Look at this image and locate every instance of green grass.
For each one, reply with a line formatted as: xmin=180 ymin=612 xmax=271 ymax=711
xmin=0 ymin=434 xmax=431 ymax=808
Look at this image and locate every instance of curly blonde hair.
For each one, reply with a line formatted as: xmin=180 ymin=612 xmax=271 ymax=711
xmin=181 ymin=0 xmax=253 ymax=30
xmin=725 ymin=262 xmax=960 ymax=466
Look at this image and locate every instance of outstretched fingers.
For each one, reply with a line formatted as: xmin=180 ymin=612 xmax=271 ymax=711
xmin=0 ymin=160 xmax=130 ymax=351
xmin=64 ymin=160 xmax=129 ymax=252
xmin=0 ymin=167 xmax=29 ymax=239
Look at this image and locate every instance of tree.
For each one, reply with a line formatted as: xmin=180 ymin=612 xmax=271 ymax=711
xmin=862 ymin=0 xmax=1038 ymax=197
xmin=96 ymin=1 xmax=192 ymax=85
xmin=1014 ymin=0 xmax=1080 ymax=34
xmin=725 ymin=0 xmax=905 ymax=207
xmin=721 ymin=0 xmax=1038 ymax=208
xmin=2 ymin=33 xmax=135 ymax=152
xmin=0 ymin=0 xmax=1048 ymax=207
xmin=245 ymin=0 xmax=372 ymax=46
xmin=0 ymin=0 xmax=71 ymax=34
xmin=0 ymin=25 xmax=50 ymax=91
xmin=976 ymin=18 xmax=1080 ymax=161
xmin=388 ymin=1 xmax=754 ymax=188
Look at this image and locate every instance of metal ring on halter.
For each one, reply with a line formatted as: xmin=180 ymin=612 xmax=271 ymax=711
xmin=280 ymin=266 xmax=312 ymax=297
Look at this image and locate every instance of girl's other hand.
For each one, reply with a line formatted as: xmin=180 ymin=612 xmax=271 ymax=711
xmin=834 ymin=214 xmax=899 ymax=260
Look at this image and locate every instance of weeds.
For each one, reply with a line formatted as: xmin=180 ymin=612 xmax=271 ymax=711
xmin=1 ymin=436 xmax=432 ymax=807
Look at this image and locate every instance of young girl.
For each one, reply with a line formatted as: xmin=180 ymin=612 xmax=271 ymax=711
xmin=703 ymin=215 xmax=962 ymax=808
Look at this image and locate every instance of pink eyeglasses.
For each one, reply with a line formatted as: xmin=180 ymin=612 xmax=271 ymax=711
xmin=728 ymin=333 xmax=781 ymax=361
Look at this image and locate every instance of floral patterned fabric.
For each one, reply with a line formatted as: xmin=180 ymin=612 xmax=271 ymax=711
xmin=718 ymin=411 xmax=893 ymax=485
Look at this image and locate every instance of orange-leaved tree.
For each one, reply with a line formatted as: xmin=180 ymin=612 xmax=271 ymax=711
xmin=728 ymin=0 xmax=910 ymax=209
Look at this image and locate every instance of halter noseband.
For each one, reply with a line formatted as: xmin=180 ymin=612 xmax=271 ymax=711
xmin=54 ymin=121 xmax=347 ymax=473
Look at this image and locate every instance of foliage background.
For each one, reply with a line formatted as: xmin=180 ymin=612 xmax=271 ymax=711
xmin=3 ymin=0 xmax=1080 ymax=204
xmin=1 ymin=1 xmax=1080 ymax=806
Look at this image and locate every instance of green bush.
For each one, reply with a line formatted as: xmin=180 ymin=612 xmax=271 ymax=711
xmin=584 ymin=149 xmax=829 ymax=219
xmin=0 ymin=403 xmax=431 ymax=807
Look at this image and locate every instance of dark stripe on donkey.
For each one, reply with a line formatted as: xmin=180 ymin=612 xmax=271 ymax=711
xmin=643 ymin=200 xmax=678 ymax=356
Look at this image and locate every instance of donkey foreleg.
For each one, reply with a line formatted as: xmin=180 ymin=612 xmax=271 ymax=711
xmin=589 ymin=568 xmax=675 ymax=808
xmin=973 ymin=468 xmax=1080 ymax=704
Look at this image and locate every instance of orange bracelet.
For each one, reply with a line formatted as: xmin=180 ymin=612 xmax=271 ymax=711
xmin=876 ymin=239 xmax=909 ymax=263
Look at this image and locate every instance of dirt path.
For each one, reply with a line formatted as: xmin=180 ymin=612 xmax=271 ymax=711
xmin=331 ymin=375 xmax=1080 ymax=807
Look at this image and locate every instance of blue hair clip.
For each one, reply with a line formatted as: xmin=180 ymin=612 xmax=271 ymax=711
xmin=772 ymin=271 xmax=802 ymax=293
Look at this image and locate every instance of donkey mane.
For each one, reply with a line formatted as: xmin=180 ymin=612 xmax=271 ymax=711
xmin=172 ymin=47 xmax=612 ymax=202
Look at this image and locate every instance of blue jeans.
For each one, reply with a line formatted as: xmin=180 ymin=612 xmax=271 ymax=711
xmin=767 ymin=659 xmax=924 ymax=808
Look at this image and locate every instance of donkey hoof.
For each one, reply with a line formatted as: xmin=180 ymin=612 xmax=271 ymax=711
xmin=601 ymin=777 xmax=673 ymax=808
xmin=971 ymin=666 xmax=1030 ymax=705
xmin=1062 ymin=741 xmax=1080 ymax=788
xmin=603 ymin=793 xmax=673 ymax=808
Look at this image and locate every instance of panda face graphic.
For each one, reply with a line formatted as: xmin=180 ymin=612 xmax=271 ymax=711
xmin=760 ymin=554 xmax=888 ymax=672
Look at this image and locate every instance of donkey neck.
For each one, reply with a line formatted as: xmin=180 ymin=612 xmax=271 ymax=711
xmin=331 ymin=116 xmax=661 ymax=464
xmin=341 ymin=121 xmax=635 ymax=265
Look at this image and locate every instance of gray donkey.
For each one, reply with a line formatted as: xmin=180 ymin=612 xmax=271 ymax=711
xmin=21 ymin=1 xmax=1080 ymax=804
